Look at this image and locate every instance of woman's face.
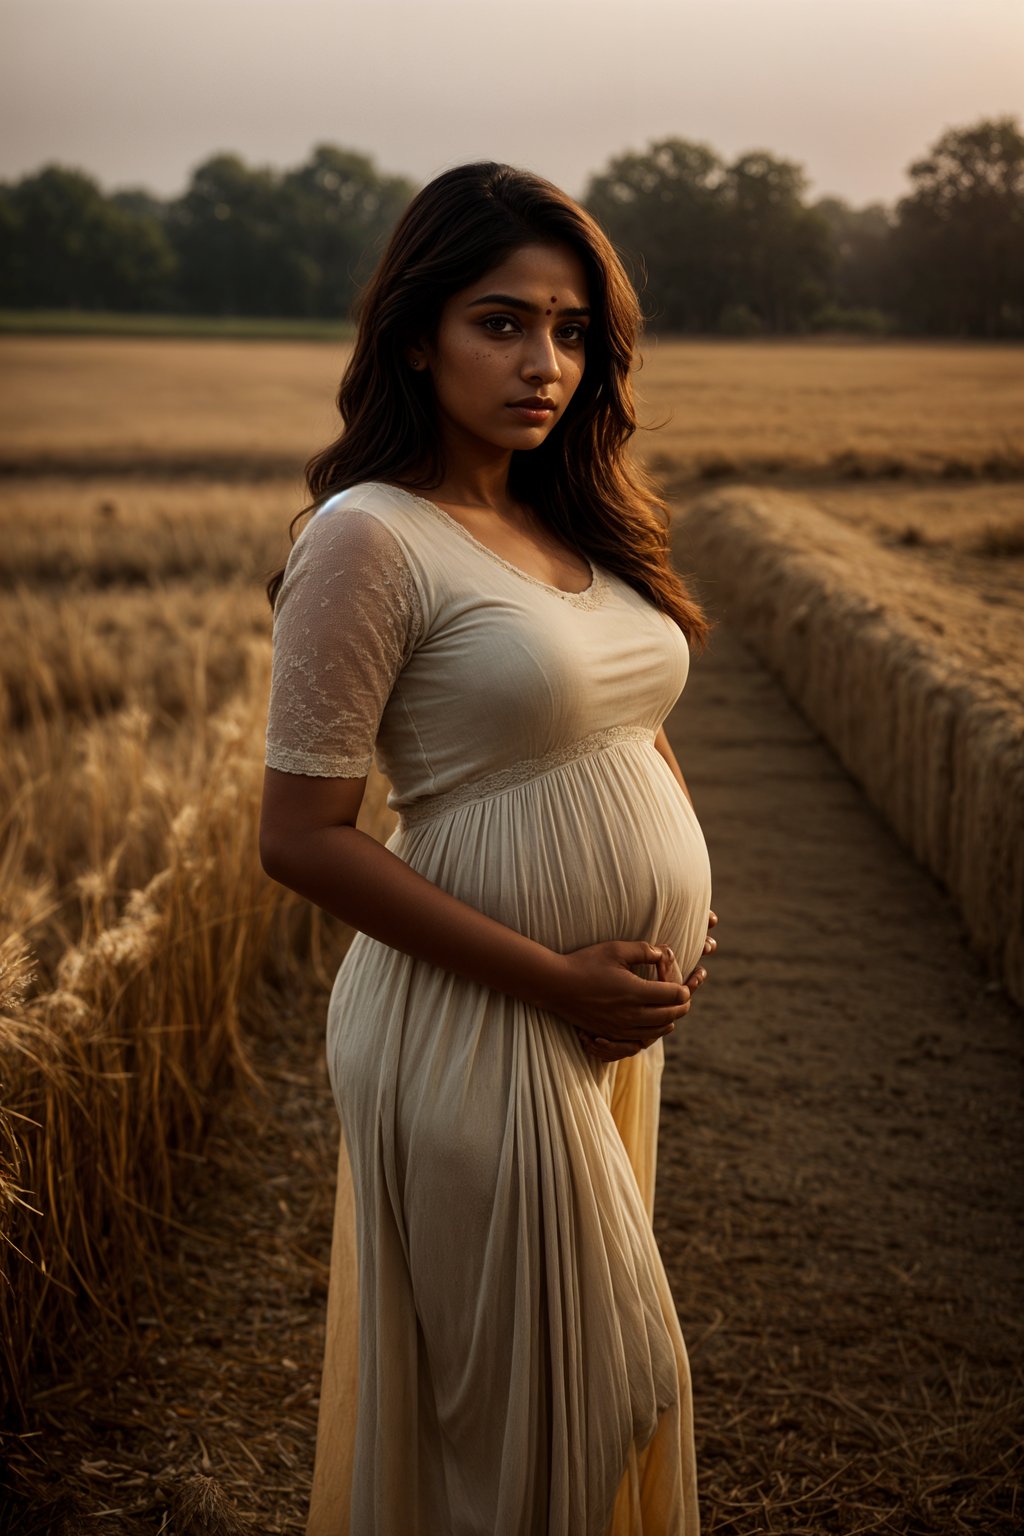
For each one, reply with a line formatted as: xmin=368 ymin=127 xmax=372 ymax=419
xmin=412 ymin=240 xmax=592 ymax=461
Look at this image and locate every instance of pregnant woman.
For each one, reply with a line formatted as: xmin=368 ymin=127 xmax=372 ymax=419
xmin=260 ymin=161 xmax=717 ymax=1536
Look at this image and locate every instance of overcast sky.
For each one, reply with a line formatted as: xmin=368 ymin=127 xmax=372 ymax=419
xmin=3 ymin=0 xmax=1021 ymax=207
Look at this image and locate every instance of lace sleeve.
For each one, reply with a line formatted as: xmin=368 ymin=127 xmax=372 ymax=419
xmin=264 ymin=502 xmax=424 ymax=778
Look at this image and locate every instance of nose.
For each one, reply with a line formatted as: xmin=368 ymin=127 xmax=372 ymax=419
xmin=520 ymin=330 xmax=561 ymax=385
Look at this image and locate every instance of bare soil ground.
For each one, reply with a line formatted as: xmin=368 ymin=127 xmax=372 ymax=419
xmin=6 ymin=586 xmax=1021 ymax=1535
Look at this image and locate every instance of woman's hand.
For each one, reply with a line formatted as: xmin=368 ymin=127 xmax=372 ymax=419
xmin=572 ymin=909 xmax=718 ymax=1064
xmin=574 ymin=944 xmax=686 ymax=1063
xmin=539 ymin=938 xmax=689 ymax=1065
xmin=547 ymin=938 xmax=691 ymax=1050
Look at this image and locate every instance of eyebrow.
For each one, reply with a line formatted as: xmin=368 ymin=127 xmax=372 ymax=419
xmin=467 ymin=292 xmax=592 ymax=318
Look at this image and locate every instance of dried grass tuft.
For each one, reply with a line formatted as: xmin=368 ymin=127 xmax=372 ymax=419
xmin=168 ymin=1474 xmax=256 ymax=1536
xmin=0 ymin=933 xmax=36 ymax=1011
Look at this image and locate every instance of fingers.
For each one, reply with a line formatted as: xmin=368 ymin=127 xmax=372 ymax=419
xmin=589 ymin=1043 xmax=639 ymax=1062
xmin=638 ymin=986 xmax=691 ymax=1020
xmin=655 ymin=945 xmax=682 ymax=984
xmin=605 ymin=1002 xmax=689 ymax=1044
xmin=646 ymin=977 xmax=691 ymax=1007
xmin=651 ymin=937 xmax=711 ymax=1003
xmin=624 ymin=940 xmax=670 ymax=970
xmin=575 ymin=1027 xmax=642 ymax=1062
xmin=574 ymin=989 xmax=693 ymax=1056
xmin=627 ymin=941 xmax=703 ymax=1001
xmin=588 ymin=1028 xmax=669 ymax=1059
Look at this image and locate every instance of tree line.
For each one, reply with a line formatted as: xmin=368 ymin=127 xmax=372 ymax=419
xmin=1 ymin=117 xmax=1021 ymax=337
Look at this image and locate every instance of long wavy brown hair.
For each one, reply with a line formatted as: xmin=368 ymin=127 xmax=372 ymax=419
xmin=265 ymin=161 xmax=710 ymax=649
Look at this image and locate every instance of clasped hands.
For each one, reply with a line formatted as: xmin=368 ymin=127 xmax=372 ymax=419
xmin=553 ymin=909 xmax=718 ymax=1064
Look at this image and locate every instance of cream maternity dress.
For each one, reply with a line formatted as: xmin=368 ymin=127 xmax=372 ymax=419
xmin=263 ymin=480 xmax=713 ymax=1536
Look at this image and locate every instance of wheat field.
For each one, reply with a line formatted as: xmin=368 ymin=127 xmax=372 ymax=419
xmin=2 ymin=334 xmax=1022 ymax=476
xmin=0 ymin=447 xmax=393 ymax=1424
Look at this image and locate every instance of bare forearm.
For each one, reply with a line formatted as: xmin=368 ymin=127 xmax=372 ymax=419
xmin=263 ymin=826 xmax=568 ymax=1010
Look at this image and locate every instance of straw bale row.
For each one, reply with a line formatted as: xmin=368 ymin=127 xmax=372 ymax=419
xmin=674 ymin=487 xmax=1024 ymax=1007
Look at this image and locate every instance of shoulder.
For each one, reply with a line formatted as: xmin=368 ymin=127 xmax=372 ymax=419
xmin=297 ymin=480 xmax=447 ymax=597
xmin=307 ymin=481 xmax=417 ymax=536
xmin=282 ymin=484 xmax=423 ymax=581
xmin=296 ymin=482 xmax=402 ymax=544
xmin=291 ymin=482 xmax=431 ymax=570
xmin=276 ymin=483 xmax=423 ymax=617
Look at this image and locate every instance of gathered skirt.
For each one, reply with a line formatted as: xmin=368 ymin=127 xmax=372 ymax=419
xmin=306 ymin=735 xmax=712 ymax=1535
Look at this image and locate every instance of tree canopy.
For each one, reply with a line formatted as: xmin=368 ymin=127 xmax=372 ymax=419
xmin=584 ymin=117 xmax=1023 ymax=337
xmin=1 ymin=119 xmax=1021 ymax=336
xmin=0 ymin=145 xmax=415 ymax=321
xmin=890 ymin=115 xmax=1024 ymax=337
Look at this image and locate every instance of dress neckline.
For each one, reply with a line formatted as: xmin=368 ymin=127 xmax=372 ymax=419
xmin=378 ymin=484 xmax=608 ymax=609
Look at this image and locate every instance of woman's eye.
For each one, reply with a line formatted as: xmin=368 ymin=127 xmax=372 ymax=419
xmin=480 ymin=314 xmax=586 ymax=343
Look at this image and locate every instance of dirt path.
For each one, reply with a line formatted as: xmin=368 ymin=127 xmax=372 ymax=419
xmin=660 ymin=609 xmax=1024 ymax=1531
xmin=8 ymin=616 xmax=1022 ymax=1535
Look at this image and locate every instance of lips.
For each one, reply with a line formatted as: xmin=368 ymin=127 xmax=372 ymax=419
xmin=506 ymin=397 xmax=558 ymax=425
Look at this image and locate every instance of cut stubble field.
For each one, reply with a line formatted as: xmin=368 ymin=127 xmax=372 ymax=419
xmin=1 ymin=335 xmax=1021 ymax=1533
xmin=1 ymin=333 xmax=1022 ymax=479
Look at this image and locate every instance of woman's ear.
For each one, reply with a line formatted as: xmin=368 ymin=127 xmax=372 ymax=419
xmin=406 ymin=344 xmax=427 ymax=373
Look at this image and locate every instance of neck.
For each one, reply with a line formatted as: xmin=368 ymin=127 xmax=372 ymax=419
xmin=430 ymin=422 xmax=517 ymax=515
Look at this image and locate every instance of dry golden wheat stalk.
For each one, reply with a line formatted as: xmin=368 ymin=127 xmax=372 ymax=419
xmin=0 ymin=645 xmax=374 ymax=1422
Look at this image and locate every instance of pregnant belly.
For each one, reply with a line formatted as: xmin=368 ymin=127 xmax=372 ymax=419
xmin=391 ymin=738 xmax=713 ymax=985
